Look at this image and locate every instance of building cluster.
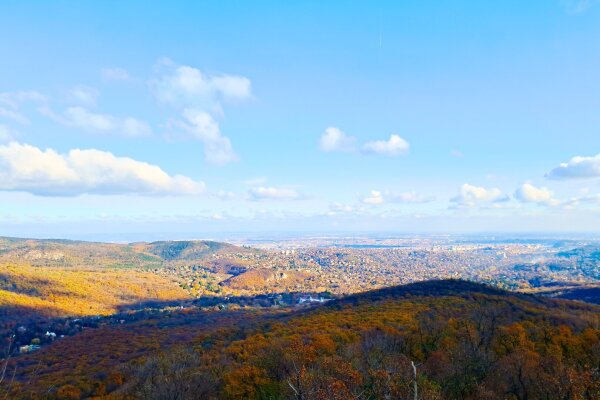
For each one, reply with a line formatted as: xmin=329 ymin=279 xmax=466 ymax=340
xmin=152 ymin=240 xmax=597 ymax=297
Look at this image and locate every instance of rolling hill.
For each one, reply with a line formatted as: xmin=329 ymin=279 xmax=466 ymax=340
xmin=0 ymin=236 xmax=255 ymax=268
xmin=2 ymin=280 xmax=598 ymax=399
xmin=144 ymin=240 xmax=256 ymax=261
xmin=0 ymin=265 xmax=190 ymax=330
xmin=0 ymin=237 xmax=260 ymax=329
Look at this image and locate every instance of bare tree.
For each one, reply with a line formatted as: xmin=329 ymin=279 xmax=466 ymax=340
xmin=411 ymin=360 xmax=421 ymax=400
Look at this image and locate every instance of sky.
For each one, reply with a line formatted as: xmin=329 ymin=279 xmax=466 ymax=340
xmin=1 ymin=0 xmax=600 ymax=240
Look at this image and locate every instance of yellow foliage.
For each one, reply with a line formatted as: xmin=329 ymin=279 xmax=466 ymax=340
xmin=0 ymin=264 xmax=190 ymax=321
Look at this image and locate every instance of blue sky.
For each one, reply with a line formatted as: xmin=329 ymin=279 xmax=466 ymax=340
xmin=1 ymin=0 xmax=600 ymax=239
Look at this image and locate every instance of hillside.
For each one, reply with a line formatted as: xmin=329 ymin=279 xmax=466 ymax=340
xmin=0 ymin=264 xmax=190 ymax=330
xmin=0 ymin=237 xmax=326 ymax=305
xmin=144 ymin=240 xmax=256 ymax=261
xmin=0 ymin=237 xmax=256 ymax=268
xmin=3 ymin=280 xmax=598 ymax=399
xmin=0 ymin=237 xmax=259 ymax=329
xmin=0 ymin=237 xmax=163 ymax=269
xmin=0 ymin=237 xmax=260 ymax=328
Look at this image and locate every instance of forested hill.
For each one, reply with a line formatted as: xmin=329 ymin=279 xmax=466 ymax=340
xmin=129 ymin=280 xmax=596 ymax=400
xmin=4 ymin=280 xmax=598 ymax=399
xmin=0 ymin=236 xmax=254 ymax=267
xmin=145 ymin=240 xmax=255 ymax=261
xmin=333 ymin=278 xmax=509 ymax=303
xmin=0 ymin=237 xmax=257 ymax=327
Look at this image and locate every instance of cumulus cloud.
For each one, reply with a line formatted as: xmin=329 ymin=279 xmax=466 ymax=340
xmin=248 ymin=186 xmax=300 ymax=201
xmin=319 ymin=127 xmax=356 ymax=152
xmin=101 ymin=67 xmax=130 ymax=81
xmin=152 ymin=60 xmax=250 ymax=165
xmin=515 ymin=183 xmax=559 ymax=206
xmin=0 ymin=142 xmax=204 ymax=196
xmin=451 ymin=184 xmax=507 ymax=208
xmin=362 ymin=134 xmax=410 ymax=156
xmin=151 ymin=60 xmax=251 ymax=108
xmin=179 ymin=108 xmax=237 ymax=165
xmin=40 ymin=106 xmax=151 ymax=137
xmin=318 ymin=127 xmax=410 ymax=157
xmin=547 ymin=154 xmax=600 ymax=180
xmin=362 ymin=190 xmax=432 ymax=205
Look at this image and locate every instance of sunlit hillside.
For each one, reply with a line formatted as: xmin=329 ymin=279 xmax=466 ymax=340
xmin=0 ymin=264 xmax=189 ymax=328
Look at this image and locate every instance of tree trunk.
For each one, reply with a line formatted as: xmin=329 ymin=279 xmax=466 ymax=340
xmin=411 ymin=360 xmax=418 ymax=400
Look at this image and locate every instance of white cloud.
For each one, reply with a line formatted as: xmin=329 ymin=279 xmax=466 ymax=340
xmin=101 ymin=67 xmax=130 ymax=81
xmin=68 ymin=86 xmax=99 ymax=106
xmin=319 ymin=127 xmax=356 ymax=152
xmin=211 ymin=75 xmax=252 ymax=100
xmin=362 ymin=134 xmax=410 ymax=156
xmin=563 ymin=193 xmax=600 ymax=209
xmin=451 ymin=184 xmax=507 ymax=208
xmin=362 ymin=190 xmax=384 ymax=205
xmin=0 ymin=91 xmax=46 ymax=109
xmin=515 ymin=183 xmax=559 ymax=206
xmin=152 ymin=60 xmax=250 ymax=165
xmin=40 ymin=106 xmax=151 ymax=137
xmin=0 ymin=107 xmax=29 ymax=124
xmin=547 ymin=154 xmax=600 ymax=180
xmin=362 ymin=190 xmax=432 ymax=205
xmin=0 ymin=142 xmax=204 ymax=196
xmin=0 ymin=90 xmax=46 ymax=125
xmin=151 ymin=60 xmax=251 ymax=108
xmin=61 ymin=107 xmax=113 ymax=130
xmin=122 ymin=117 xmax=153 ymax=137
xmin=179 ymin=108 xmax=237 ymax=165
xmin=326 ymin=202 xmax=360 ymax=217
xmin=318 ymin=127 xmax=411 ymax=157
xmin=248 ymin=186 xmax=300 ymax=201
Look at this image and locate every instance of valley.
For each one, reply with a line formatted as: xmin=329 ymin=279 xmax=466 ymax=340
xmin=0 ymin=235 xmax=598 ymax=399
